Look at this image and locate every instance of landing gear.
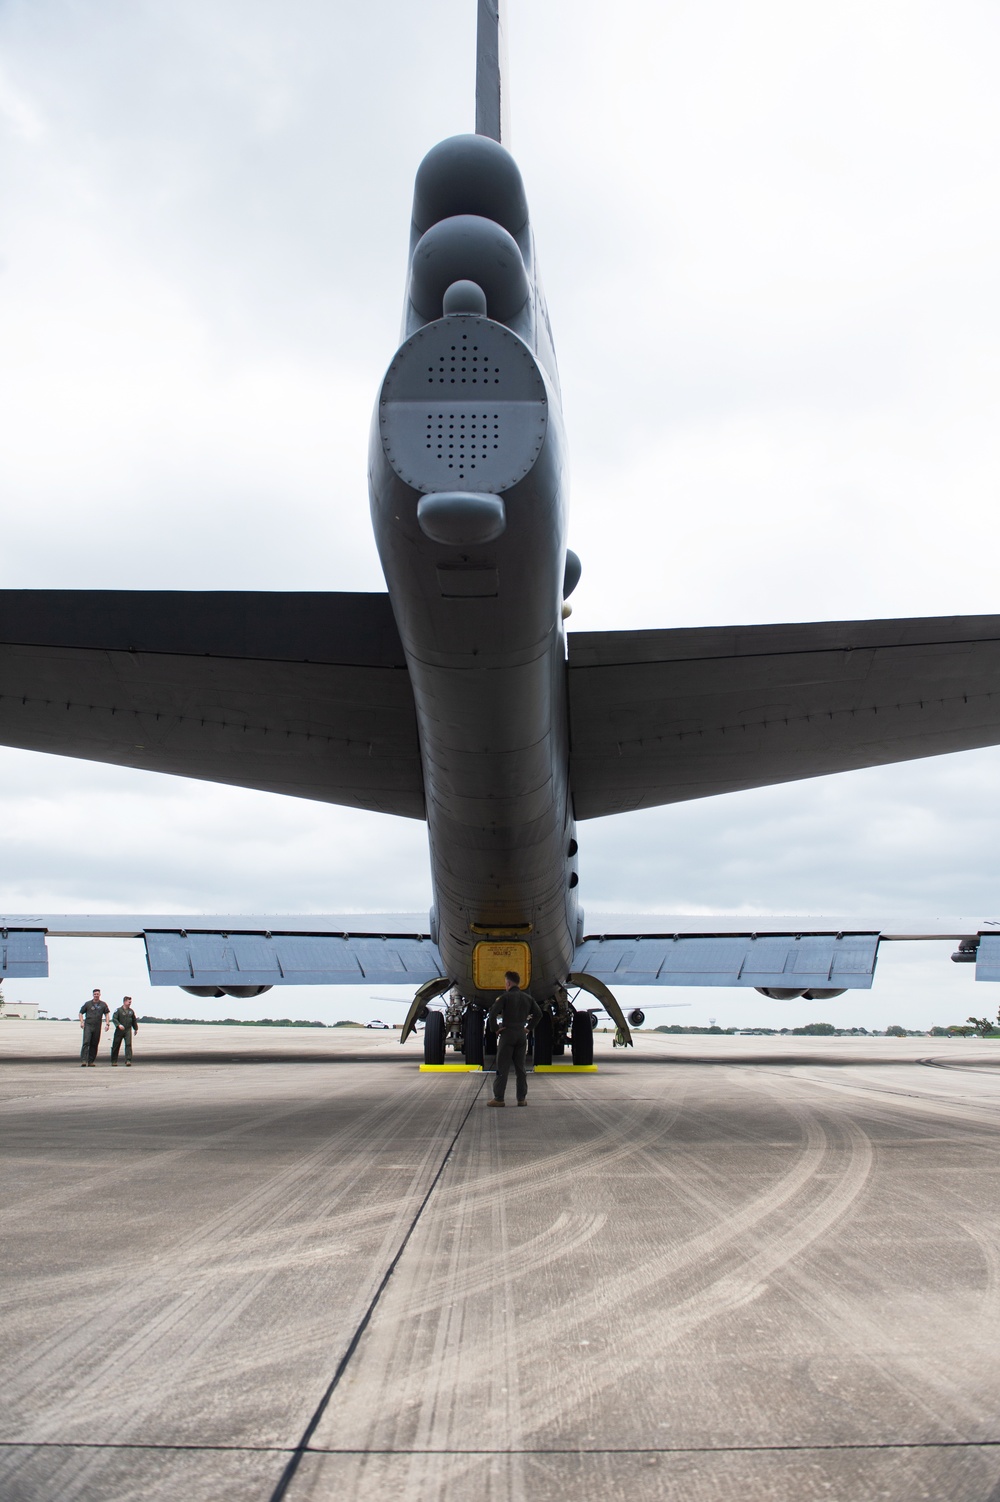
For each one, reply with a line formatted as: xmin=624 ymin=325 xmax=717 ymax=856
xmin=463 ymin=1007 xmax=485 ymax=1067
xmin=535 ymin=988 xmax=598 ymax=1064
xmin=534 ymin=1010 xmax=554 ymax=1066
xmin=567 ymin=972 xmax=633 ymax=1048
xmin=423 ymin=1010 xmax=446 ymax=1065
xmin=571 ymin=1007 xmax=595 ymax=1066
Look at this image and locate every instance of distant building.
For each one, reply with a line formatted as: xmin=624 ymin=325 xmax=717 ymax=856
xmin=1 ymin=1001 xmax=40 ymax=1020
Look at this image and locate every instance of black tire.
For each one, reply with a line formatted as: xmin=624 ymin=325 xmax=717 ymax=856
xmin=534 ymin=1010 xmax=554 ymax=1067
xmin=571 ymin=1008 xmax=595 ymax=1066
xmin=464 ymin=1008 xmax=485 ymax=1067
xmin=423 ymin=1010 xmax=446 ymax=1065
xmin=552 ymin=1039 xmax=566 ymax=1056
xmin=483 ymin=1023 xmax=498 ymax=1058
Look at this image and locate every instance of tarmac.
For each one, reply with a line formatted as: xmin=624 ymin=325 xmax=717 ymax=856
xmin=3 ymin=1021 xmax=1000 ymax=1501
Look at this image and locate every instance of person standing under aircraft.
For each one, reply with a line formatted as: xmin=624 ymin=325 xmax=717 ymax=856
xmin=487 ymin=971 xmax=542 ymax=1108
xmin=110 ymin=996 xmax=139 ymax=1067
xmin=79 ymin=989 xmax=109 ymax=1066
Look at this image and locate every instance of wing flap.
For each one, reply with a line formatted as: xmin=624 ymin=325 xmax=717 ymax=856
xmin=0 ymin=929 xmax=48 ymax=978
xmin=568 ymin=614 xmax=1000 ymax=818
xmin=574 ymin=932 xmax=880 ymax=989
xmin=144 ymin=929 xmax=443 ymax=987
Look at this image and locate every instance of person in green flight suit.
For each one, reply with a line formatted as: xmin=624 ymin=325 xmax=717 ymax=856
xmin=110 ymin=996 xmax=140 ymax=1067
xmin=79 ymin=989 xmax=109 ymax=1066
xmin=487 ymin=971 xmax=543 ymax=1107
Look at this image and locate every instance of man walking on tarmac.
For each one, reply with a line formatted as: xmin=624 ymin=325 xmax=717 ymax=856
xmin=79 ymin=988 xmax=110 ymax=1066
xmin=110 ymin=996 xmax=139 ymax=1067
xmin=487 ymin=971 xmax=542 ymax=1107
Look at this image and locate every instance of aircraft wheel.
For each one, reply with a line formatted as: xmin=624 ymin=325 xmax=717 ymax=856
xmin=534 ymin=1011 xmax=554 ymax=1067
xmin=571 ymin=1008 xmax=595 ymax=1066
xmin=464 ymin=1008 xmax=485 ymax=1067
xmin=423 ymin=1010 xmax=446 ymax=1065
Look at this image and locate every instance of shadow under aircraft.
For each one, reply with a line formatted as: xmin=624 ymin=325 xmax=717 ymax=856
xmin=3 ymin=0 xmax=1000 ymax=1065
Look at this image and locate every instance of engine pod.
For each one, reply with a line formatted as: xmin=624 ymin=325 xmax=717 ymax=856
xmin=379 ymin=315 xmax=547 ymax=494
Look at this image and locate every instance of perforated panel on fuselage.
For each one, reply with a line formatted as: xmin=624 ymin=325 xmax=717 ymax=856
xmin=379 ymin=316 xmax=547 ymax=494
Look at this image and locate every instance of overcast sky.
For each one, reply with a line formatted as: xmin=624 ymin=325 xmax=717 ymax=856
xmin=2 ymin=0 xmax=1000 ymax=1030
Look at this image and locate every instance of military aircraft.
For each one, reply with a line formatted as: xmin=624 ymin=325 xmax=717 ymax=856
xmin=3 ymin=0 xmax=1000 ymax=1065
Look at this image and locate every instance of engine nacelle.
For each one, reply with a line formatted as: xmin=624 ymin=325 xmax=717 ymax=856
xmin=180 ymin=984 xmax=272 ymax=1000
xmin=627 ymin=1008 xmax=646 ymax=1027
xmin=755 ymin=986 xmax=848 ymax=1002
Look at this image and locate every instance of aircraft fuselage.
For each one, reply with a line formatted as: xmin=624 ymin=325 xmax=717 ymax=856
xmin=369 ymin=300 xmax=578 ymax=1001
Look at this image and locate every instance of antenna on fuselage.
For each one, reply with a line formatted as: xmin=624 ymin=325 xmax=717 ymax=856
xmin=476 ymin=0 xmax=510 ymax=144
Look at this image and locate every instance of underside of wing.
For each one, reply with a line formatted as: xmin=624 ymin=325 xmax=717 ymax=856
xmin=573 ymin=914 xmax=999 ymax=992
xmin=568 ymin=615 xmax=1000 ymax=819
xmin=0 ymin=591 xmax=424 ymax=818
xmin=575 ymin=928 xmax=881 ymax=990
xmin=0 ymin=913 xmax=444 ymax=988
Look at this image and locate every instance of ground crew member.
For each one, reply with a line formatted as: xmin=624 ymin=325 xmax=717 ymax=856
xmin=487 ymin=970 xmax=542 ymax=1107
xmin=79 ymin=989 xmax=110 ymax=1066
xmin=110 ymin=996 xmax=139 ymax=1067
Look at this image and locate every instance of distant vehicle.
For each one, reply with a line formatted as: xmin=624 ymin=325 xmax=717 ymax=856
xmin=365 ymin=1019 xmax=391 ymax=1030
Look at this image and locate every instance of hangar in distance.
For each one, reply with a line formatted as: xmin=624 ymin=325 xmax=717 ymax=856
xmin=2 ymin=0 xmax=1000 ymax=1065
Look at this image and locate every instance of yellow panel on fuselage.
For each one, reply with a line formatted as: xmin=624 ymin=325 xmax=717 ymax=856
xmin=473 ymin=940 xmax=531 ymax=990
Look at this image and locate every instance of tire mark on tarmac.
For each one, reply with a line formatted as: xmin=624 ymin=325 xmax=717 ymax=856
xmin=774 ymin=1225 xmax=1000 ymax=1445
xmin=513 ymin=1089 xmax=874 ymax=1425
xmin=768 ymin=1065 xmax=1000 ymax=1128
xmin=1 ymin=1075 xmax=483 ymax=1502
xmin=5 ymin=1083 xmax=452 ymax=1311
xmin=432 ymin=1084 xmax=693 ymax=1210
xmin=312 ymin=1070 xmax=876 ymax=1497
xmin=266 ymin=1074 xmax=487 ymax=1502
xmin=402 ymin=1211 xmax=608 ymax=1320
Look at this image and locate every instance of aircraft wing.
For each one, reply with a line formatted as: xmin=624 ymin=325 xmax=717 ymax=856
xmin=574 ymin=914 xmax=1000 ymax=990
xmin=0 ymin=591 xmax=424 ymax=817
xmin=568 ymin=614 xmax=1000 ymax=818
xmin=0 ymin=914 xmax=444 ymax=987
xmin=3 ymin=909 xmax=997 ymax=992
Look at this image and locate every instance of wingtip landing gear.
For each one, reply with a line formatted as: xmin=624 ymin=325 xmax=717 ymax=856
xmin=567 ymin=972 xmax=633 ymax=1048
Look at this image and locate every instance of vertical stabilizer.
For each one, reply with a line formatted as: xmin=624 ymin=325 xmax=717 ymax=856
xmin=476 ymin=0 xmax=510 ymax=144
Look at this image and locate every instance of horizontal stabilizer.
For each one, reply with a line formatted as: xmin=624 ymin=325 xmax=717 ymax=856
xmin=569 ymin=614 xmax=1000 ymax=818
xmin=0 ymin=591 xmax=424 ymax=819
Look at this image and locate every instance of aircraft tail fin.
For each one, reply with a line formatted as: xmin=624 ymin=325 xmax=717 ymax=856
xmin=476 ymin=0 xmax=510 ymax=144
